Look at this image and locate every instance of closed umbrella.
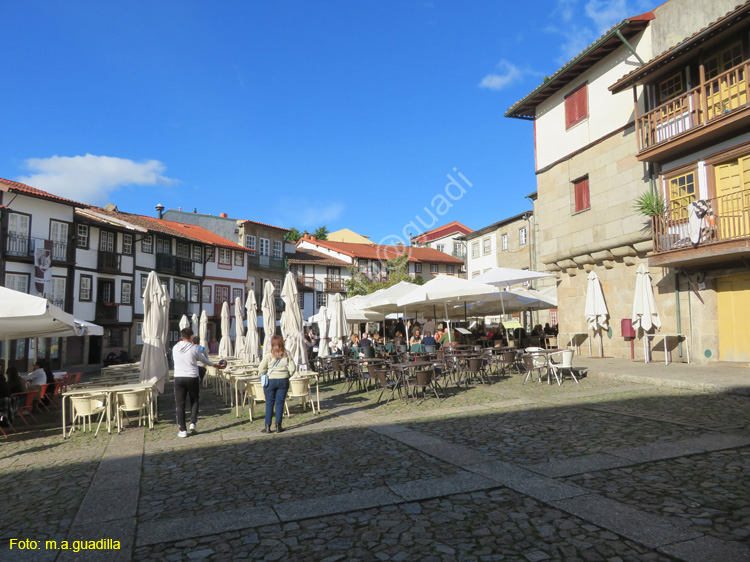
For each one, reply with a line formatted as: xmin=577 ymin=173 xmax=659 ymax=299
xmin=328 ymin=293 xmax=349 ymax=350
xmin=585 ymin=271 xmax=609 ymax=357
xmin=199 ymin=309 xmax=208 ymax=350
xmin=632 ymin=264 xmax=661 ymax=333
xmin=140 ymin=271 xmax=170 ymax=394
xmin=242 ymin=291 xmax=260 ymax=362
xmin=317 ymin=305 xmax=329 ymax=358
xmin=261 ymin=280 xmax=276 ymax=357
xmin=218 ymin=301 xmax=233 ymax=357
xmin=280 ymin=271 xmax=307 ymax=367
xmin=234 ymin=296 xmax=245 ymax=358
xmin=179 ymin=315 xmax=190 ymax=331
xmin=191 ymin=313 xmax=199 ymax=337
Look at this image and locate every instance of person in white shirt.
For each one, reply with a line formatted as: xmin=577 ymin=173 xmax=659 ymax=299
xmin=172 ymin=328 xmax=224 ymax=438
xmin=21 ymin=362 xmax=47 ymax=387
xmin=423 ymin=318 xmax=437 ymax=338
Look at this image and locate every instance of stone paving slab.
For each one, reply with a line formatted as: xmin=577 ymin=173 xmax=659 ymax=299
xmin=388 ymin=472 xmax=494 ymax=502
xmin=60 ymin=517 xmax=137 ymax=562
xmin=551 ymin=494 xmax=703 ymax=548
xmin=658 ymin=535 xmax=750 ymax=562
xmin=274 ymin=487 xmax=400 ymax=522
xmin=528 ymin=452 xmax=629 ymax=477
xmin=467 ymin=461 xmax=589 ymax=502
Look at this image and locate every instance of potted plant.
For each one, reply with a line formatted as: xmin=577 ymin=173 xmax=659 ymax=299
xmin=633 ymin=190 xmax=670 ymax=249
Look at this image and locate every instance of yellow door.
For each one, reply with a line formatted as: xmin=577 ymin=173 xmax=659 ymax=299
xmin=717 ymin=274 xmax=750 ymax=362
xmin=704 ymin=41 xmax=746 ymax=120
xmin=714 ymin=155 xmax=750 ymax=239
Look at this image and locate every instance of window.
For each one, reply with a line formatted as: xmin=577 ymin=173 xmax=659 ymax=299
xmin=192 ymin=245 xmax=202 ymax=262
xmin=502 ymin=233 xmax=508 ymax=251
xmin=141 ymin=235 xmax=153 ymax=253
xmin=482 ymin=237 xmax=491 ymax=254
xmin=658 ymin=72 xmax=685 ymax=103
xmin=259 ymin=238 xmax=270 ymax=256
xmin=429 ymin=263 xmax=438 ymax=274
xmin=436 ymin=244 xmax=445 ymax=253
xmin=667 ymin=171 xmax=696 ymax=220
xmin=218 ymin=248 xmax=232 ymax=267
xmin=122 ymin=234 xmax=133 ymax=255
xmin=79 ymin=275 xmax=92 ymax=301
xmin=245 ymin=235 xmax=257 ymax=251
xmin=272 ymin=279 xmax=282 ymax=295
xmin=109 ymin=328 xmax=123 ymax=347
xmin=472 ymin=271 xmax=480 ymax=278
xmin=202 ymin=285 xmax=212 ymax=303
xmin=136 ymin=322 xmax=143 ymax=338
xmin=298 ymin=292 xmax=304 ymax=309
xmin=176 ymin=242 xmax=190 ymax=258
xmin=573 ymin=176 xmax=590 ymax=213
xmin=5 ymin=272 xmax=28 ymax=293
xmin=316 ymin=292 xmax=327 ymax=309
xmin=415 ymin=263 xmax=422 ymax=273
xmin=77 ymin=225 xmax=89 ymax=248
xmin=565 ymin=83 xmax=588 ymax=129
xmin=233 ymin=288 xmax=243 ymax=302
xmin=234 ymin=251 xmax=244 ymax=266
xmin=190 ymin=283 xmax=199 ymax=303
xmin=704 ymin=41 xmax=743 ymax=80
xmin=8 ymin=212 xmax=30 ymax=238
xmin=519 ymin=227 xmax=527 ymax=246
xmin=273 ymin=240 xmax=282 ymax=259
xmin=472 ymin=242 xmax=479 ymax=258
xmin=447 ymin=265 xmax=454 ymax=275
xmin=140 ymin=275 xmax=148 ymax=297
xmin=174 ymin=281 xmax=187 ymax=302
xmin=453 ymin=243 xmax=464 ymax=257
xmin=49 ymin=221 xmax=69 ymax=261
xmin=48 ymin=277 xmax=65 ymax=308
xmin=121 ymin=281 xmax=132 ymax=304
xmin=156 ymin=238 xmax=170 ymax=254
xmin=100 ymin=231 xmax=115 ymax=252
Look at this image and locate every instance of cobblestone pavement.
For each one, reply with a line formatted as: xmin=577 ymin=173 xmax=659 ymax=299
xmin=3 ymin=369 xmax=750 ymax=562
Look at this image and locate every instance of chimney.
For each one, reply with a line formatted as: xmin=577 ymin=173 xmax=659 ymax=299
xmin=220 ymin=213 xmax=228 ymax=218
xmin=396 ymin=242 xmax=404 ymax=247
xmin=155 ymin=203 xmax=164 ymax=219
xmin=178 ymin=207 xmax=182 ymax=212
xmin=310 ymin=235 xmax=316 ymax=241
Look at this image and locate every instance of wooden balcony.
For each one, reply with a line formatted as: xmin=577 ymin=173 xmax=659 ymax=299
xmin=296 ymin=275 xmax=321 ymax=291
xmin=636 ymin=60 xmax=750 ymax=162
xmin=325 ymin=277 xmax=347 ymax=292
xmin=95 ymin=302 xmax=119 ymax=322
xmin=650 ymin=189 xmax=750 ymax=267
xmin=156 ymin=254 xmax=196 ymax=277
xmin=97 ymin=250 xmax=120 ymax=273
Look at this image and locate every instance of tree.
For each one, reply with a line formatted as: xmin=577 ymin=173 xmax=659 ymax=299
xmin=344 ymin=254 xmax=424 ymax=296
xmin=285 ymin=228 xmax=302 ymax=242
xmin=313 ymin=226 xmax=329 ymax=240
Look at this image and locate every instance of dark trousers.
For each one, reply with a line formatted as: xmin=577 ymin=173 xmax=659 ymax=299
xmin=174 ymin=376 xmax=200 ymax=431
xmin=264 ymin=378 xmax=289 ymax=426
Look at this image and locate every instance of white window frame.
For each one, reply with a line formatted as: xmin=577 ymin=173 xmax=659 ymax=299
xmin=429 ymin=263 xmax=438 ymax=274
xmin=5 ymin=272 xmax=29 ymax=293
xmin=245 ymin=235 xmax=256 ymax=251
xmin=79 ymin=275 xmax=92 ymax=301
xmin=272 ymin=279 xmax=282 ymax=295
xmin=100 ymin=231 xmax=115 ymax=252
xmin=77 ymin=224 xmax=89 ymax=248
xmin=447 ymin=265 xmax=455 ymax=275
xmin=273 ymin=240 xmax=282 ymax=259
xmin=219 ymin=248 xmax=232 ymax=265
xmin=141 ymin=235 xmax=153 ymax=253
xmin=192 ymin=245 xmax=202 ymax=262
xmin=123 ymin=234 xmax=133 ymax=255
xmin=234 ymin=251 xmax=244 ymax=266
xmin=121 ymin=281 xmax=132 ymax=305
xmin=436 ymin=244 xmax=445 ymax=253
xmin=502 ymin=233 xmax=508 ymax=251
xmin=259 ymin=238 xmax=270 ymax=256
xmin=472 ymin=241 xmax=479 ymax=258
xmin=482 ymin=237 xmax=491 ymax=255
xmin=316 ymin=292 xmax=327 ymax=309
xmin=519 ymin=227 xmax=528 ymax=246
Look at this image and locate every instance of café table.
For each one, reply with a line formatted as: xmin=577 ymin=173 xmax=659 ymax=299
xmin=644 ymin=333 xmax=690 ymax=365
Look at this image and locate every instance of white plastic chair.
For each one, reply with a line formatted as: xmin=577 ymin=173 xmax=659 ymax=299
xmin=286 ymin=378 xmax=316 ymax=414
xmin=116 ymin=390 xmax=152 ymax=432
xmin=68 ymin=394 xmax=107 ymax=437
xmin=549 ymin=350 xmax=578 ymax=384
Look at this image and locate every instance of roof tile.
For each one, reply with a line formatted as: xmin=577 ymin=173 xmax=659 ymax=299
xmin=0 ymin=177 xmax=87 ymax=207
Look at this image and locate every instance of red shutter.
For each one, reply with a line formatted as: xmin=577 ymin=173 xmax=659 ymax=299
xmin=565 ymin=83 xmax=587 ymax=129
xmin=577 ymin=83 xmax=587 ymax=121
xmin=565 ymin=95 xmax=574 ymax=128
xmin=574 ymin=177 xmax=590 ymax=212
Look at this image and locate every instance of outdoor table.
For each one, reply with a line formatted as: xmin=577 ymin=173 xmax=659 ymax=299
xmin=224 ymin=368 xmax=259 ymax=415
xmin=644 ymin=333 xmax=690 ymax=365
xmin=558 ymin=332 xmax=590 ymax=356
xmin=524 ymin=349 xmax=564 ymax=385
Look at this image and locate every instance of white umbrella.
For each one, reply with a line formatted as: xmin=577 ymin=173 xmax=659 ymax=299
xmin=343 ymin=295 xmax=381 ymax=322
xmin=179 ymin=314 xmax=190 ymax=331
xmin=261 ymin=280 xmax=276 ymax=357
xmin=140 ymin=271 xmax=169 ymax=394
xmin=218 ymin=301 xmax=233 ymax=357
xmin=234 ymin=296 xmax=245 ymax=358
xmin=463 ymin=287 xmax=558 ymax=316
xmin=585 ymin=271 xmax=609 ymax=357
xmin=191 ymin=313 xmax=199 ymax=337
xmin=280 ymin=271 xmax=307 ymax=367
xmin=328 ymin=293 xmax=349 ymax=350
xmin=243 ymin=291 xmax=260 ymax=362
xmin=474 ymin=267 xmax=556 ymax=318
xmin=317 ymin=305 xmax=330 ymax=358
xmin=632 ymin=264 xmax=661 ymax=333
xmin=199 ymin=309 xmax=208 ymax=350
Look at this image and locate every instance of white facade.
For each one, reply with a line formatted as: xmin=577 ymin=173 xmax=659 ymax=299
xmin=465 ymin=234 xmax=496 ymax=279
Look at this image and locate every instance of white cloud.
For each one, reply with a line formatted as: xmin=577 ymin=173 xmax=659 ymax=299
xmin=17 ymin=154 xmax=176 ymax=205
xmin=554 ymin=0 xmax=578 ymax=23
xmin=585 ymin=0 xmax=628 ymax=33
xmin=478 ymin=60 xmax=525 ymax=91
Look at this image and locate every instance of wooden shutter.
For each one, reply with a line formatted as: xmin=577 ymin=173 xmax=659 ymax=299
xmin=574 ymin=177 xmax=590 ymax=212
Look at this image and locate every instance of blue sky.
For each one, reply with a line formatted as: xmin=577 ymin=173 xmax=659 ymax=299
xmin=3 ymin=0 xmax=652 ymax=243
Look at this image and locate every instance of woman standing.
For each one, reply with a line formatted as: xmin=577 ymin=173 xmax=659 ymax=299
xmin=258 ymin=334 xmax=296 ymax=434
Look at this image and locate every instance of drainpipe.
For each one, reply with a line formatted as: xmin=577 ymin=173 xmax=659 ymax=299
xmin=615 ymin=30 xmax=644 ymax=65
xmin=675 ymin=272 xmax=683 ymax=358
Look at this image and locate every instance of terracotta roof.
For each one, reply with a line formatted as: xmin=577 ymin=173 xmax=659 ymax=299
xmin=505 ymin=12 xmax=653 ymax=119
xmin=459 ymin=211 xmax=533 ymax=240
xmin=0 ymin=177 xmax=87 ymax=207
xmin=299 ymin=238 xmax=464 ymax=265
xmin=240 ymin=218 xmax=290 ymax=232
xmin=610 ymin=2 xmax=750 ymax=93
xmin=90 ymin=208 xmax=253 ymax=252
xmin=286 ymin=248 xmax=350 ymax=267
xmin=411 ymin=221 xmax=473 ymax=244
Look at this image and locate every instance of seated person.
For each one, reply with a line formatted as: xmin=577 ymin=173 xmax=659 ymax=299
xmin=421 ymin=331 xmax=437 ymax=347
xmin=409 ymin=329 xmax=422 ymax=347
xmin=543 ymin=323 xmax=553 ymax=335
xmin=22 ymin=362 xmax=47 ymax=388
xmin=329 ymin=343 xmax=342 ymax=355
xmin=6 ymin=367 xmax=25 ymax=394
xmin=359 ymin=333 xmax=372 ymax=348
xmin=392 ymin=331 xmax=405 ymax=347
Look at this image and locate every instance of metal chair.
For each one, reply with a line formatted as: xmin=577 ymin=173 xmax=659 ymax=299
xmin=409 ymin=368 xmax=444 ymax=402
xmin=68 ymin=393 xmax=107 ymax=437
xmin=522 ymin=353 xmax=548 ymax=384
xmin=116 ymin=389 xmax=153 ymax=432
xmin=286 ymin=378 xmax=316 ymax=414
xmin=549 ymin=349 xmax=577 ymax=384
xmin=12 ymin=392 xmax=37 ymax=425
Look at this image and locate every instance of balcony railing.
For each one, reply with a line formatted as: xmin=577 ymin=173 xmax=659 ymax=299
xmin=652 ymin=189 xmax=750 ymax=254
xmin=172 ymin=300 xmax=189 ymax=317
xmin=637 ymin=60 xmax=749 ymax=153
xmin=98 ymin=250 xmax=120 ymax=273
xmin=451 ymin=250 xmax=466 ymax=259
xmin=5 ymin=235 xmax=71 ymax=261
xmin=325 ymin=278 xmax=346 ymax=292
xmin=155 ymin=254 xmax=196 ymax=276
xmin=95 ymin=302 xmax=119 ymax=322
xmin=248 ymin=254 xmax=286 ymax=270
xmin=296 ymin=275 xmax=322 ymax=291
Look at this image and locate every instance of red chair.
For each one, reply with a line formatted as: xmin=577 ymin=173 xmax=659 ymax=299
xmin=0 ymin=396 xmax=18 ymax=437
xmin=50 ymin=379 xmax=66 ymax=407
xmin=70 ymin=373 xmax=83 ymax=385
xmin=12 ymin=392 xmax=38 ymax=425
xmin=35 ymin=384 xmax=52 ymax=412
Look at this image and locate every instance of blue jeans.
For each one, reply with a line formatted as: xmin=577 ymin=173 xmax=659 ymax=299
xmin=264 ymin=378 xmax=289 ymax=426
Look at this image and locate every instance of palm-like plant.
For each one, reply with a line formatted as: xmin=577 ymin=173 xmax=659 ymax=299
xmin=633 ymin=190 xmax=666 ymax=217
